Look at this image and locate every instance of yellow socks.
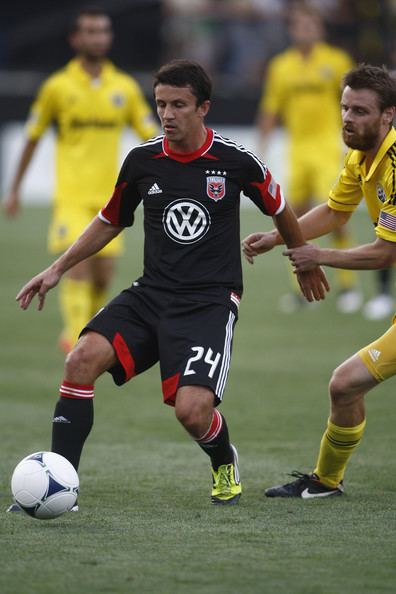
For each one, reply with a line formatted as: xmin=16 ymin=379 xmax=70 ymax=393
xmin=314 ymin=418 xmax=366 ymax=488
xmin=59 ymin=278 xmax=92 ymax=349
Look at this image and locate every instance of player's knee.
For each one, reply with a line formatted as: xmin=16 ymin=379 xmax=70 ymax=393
xmin=63 ymin=333 xmax=114 ymax=383
xmin=329 ymin=366 xmax=352 ymax=403
xmin=175 ymin=390 xmax=213 ymax=437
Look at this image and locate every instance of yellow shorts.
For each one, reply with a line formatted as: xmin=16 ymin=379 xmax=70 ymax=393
xmin=48 ymin=205 xmax=123 ymax=257
xmin=359 ymin=316 xmax=396 ymax=382
xmin=287 ymin=143 xmax=341 ymax=206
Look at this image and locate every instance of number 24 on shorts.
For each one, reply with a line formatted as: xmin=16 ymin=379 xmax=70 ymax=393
xmin=184 ymin=347 xmax=221 ymax=378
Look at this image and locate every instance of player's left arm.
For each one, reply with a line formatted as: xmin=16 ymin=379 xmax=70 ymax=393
xmin=273 ymin=203 xmax=330 ymax=302
xmin=285 ymin=237 xmax=396 ymax=272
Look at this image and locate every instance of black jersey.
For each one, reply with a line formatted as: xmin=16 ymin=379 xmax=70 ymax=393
xmin=99 ymin=128 xmax=285 ymax=295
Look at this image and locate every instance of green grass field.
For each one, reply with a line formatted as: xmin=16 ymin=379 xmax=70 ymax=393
xmin=1 ymin=205 xmax=395 ymax=594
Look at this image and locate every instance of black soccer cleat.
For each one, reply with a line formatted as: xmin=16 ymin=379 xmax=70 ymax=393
xmin=265 ymin=471 xmax=344 ymax=499
xmin=6 ymin=502 xmax=22 ymax=512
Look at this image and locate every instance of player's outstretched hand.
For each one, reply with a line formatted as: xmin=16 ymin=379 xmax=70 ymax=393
xmin=283 ymin=243 xmax=320 ymax=272
xmin=295 ymin=266 xmax=330 ymax=302
xmin=16 ymin=267 xmax=61 ymax=311
xmin=241 ymin=231 xmax=277 ymax=264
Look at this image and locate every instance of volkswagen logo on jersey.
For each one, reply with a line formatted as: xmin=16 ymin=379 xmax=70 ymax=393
xmin=163 ymin=199 xmax=211 ymax=244
xmin=207 ymin=176 xmax=226 ymax=201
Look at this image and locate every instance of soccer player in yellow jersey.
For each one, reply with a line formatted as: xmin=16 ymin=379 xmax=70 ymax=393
xmin=257 ymin=3 xmax=362 ymax=314
xmin=243 ymin=64 xmax=396 ymax=498
xmin=3 ymin=6 xmax=158 ymax=352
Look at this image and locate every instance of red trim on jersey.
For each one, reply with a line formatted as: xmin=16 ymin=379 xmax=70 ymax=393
xmin=162 ymin=372 xmax=181 ymax=407
xmin=112 ymin=332 xmax=136 ymax=381
xmin=60 ymin=380 xmax=94 ymax=400
xmin=250 ymin=172 xmax=282 ymax=215
xmin=100 ymin=182 xmax=127 ymax=225
xmin=198 ymin=409 xmax=223 ymax=443
xmin=162 ymin=128 xmax=214 ymax=163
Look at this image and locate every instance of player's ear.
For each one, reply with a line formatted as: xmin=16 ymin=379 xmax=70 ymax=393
xmin=198 ymin=100 xmax=211 ymax=118
xmin=383 ymin=106 xmax=395 ymax=126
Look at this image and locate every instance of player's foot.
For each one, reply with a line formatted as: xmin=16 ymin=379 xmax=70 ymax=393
xmin=6 ymin=502 xmax=21 ymax=512
xmin=58 ymin=334 xmax=73 ymax=354
xmin=362 ymin=293 xmax=394 ymax=320
xmin=265 ymin=471 xmax=344 ymax=498
xmin=70 ymin=502 xmax=79 ymax=512
xmin=336 ymin=289 xmax=362 ymax=314
xmin=211 ymin=444 xmax=242 ymax=505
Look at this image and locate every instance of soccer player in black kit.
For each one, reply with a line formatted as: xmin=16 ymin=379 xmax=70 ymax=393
xmin=12 ymin=60 xmax=328 ymax=508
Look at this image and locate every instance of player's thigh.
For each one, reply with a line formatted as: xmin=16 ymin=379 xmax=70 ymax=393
xmin=358 ymin=321 xmax=396 ymax=382
xmin=287 ymin=149 xmax=312 ymax=206
xmin=83 ymin=288 xmax=160 ymax=386
xmin=159 ymin=302 xmax=238 ymax=406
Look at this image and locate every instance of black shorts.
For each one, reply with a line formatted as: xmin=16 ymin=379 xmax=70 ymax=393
xmin=84 ymin=283 xmax=240 ymax=406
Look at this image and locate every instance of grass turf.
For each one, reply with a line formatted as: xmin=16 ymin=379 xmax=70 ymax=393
xmin=1 ymin=205 xmax=395 ymax=594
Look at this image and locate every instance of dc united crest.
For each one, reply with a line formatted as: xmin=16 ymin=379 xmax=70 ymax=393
xmin=207 ymin=176 xmax=225 ymax=201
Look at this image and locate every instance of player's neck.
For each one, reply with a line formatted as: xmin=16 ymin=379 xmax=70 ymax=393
xmin=364 ymin=129 xmax=390 ymax=171
xmin=167 ymin=126 xmax=208 ymax=154
xmin=296 ymin=41 xmax=317 ymax=58
xmin=78 ymin=56 xmax=105 ymax=79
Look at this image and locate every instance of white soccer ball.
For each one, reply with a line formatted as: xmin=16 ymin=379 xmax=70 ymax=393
xmin=11 ymin=451 xmax=79 ymax=520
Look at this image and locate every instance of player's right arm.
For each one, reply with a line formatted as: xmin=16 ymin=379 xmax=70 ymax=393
xmin=3 ymin=139 xmax=39 ymax=217
xmin=16 ymin=217 xmax=122 ymax=311
xmin=3 ymin=75 xmax=57 ymax=218
xmin=242 ymin=203 xmax=351 ymax=264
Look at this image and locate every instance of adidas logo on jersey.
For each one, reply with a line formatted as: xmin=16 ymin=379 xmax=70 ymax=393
xmin=148 ymin=182 xmax=163 ymax=195
xmin=368 ymin=348 xmax=381 ymax=362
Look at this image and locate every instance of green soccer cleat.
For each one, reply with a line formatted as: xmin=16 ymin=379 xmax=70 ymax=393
xmin=211 ymin=444 xmax=242 ymax=505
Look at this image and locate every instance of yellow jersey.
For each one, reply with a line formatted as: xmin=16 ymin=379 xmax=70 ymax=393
xmin=259 ymin=42 xmax=353 ymax=145
xmin=328 ymin=127 xmax=396 ymax=243
xmin=26 ymin=58 xmax=158 ymax=209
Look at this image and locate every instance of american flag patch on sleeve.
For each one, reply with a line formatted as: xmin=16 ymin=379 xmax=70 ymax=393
xmin=379 ymin=211 xmax=396 ymax=232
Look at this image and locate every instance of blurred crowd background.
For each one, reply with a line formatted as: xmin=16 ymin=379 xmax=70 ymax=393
xmin=1 ymin=0 xmax=396 ymax=126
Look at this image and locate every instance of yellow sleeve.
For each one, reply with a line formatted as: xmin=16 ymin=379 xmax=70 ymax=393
xmin=125 ymin=78 xmax=158 ymax=141
xmin=258 ymin=57 xmax=284 ymax=116
xmin=376 ymin=203 xmax=396 ymax=242
xmin=25 ymin=77 xmax=58 ymax=140
xmin=328 ymin=157 xmax=363 ymax=212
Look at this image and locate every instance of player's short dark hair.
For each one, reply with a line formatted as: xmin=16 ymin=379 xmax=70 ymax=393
xmin=153 ymin=60 xmax=212 ymax=106
xmin=70 ymin=5 xmax=111 ymax=33
xmin=343 ymin=64 xmax=396 ymax=112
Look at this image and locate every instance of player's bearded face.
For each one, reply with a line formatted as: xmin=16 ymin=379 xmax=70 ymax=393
xmin=341 ymin=87 xmax=385 ymax=151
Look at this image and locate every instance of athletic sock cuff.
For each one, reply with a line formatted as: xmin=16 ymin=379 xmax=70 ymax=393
xmin=197 ymin=409 xmax=223 ymax=444
xmin=60 ymin=380 xmax=94 ymax=399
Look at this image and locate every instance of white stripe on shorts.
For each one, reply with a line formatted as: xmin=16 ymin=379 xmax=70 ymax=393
xmin=215 ymin=311 xmax=235 ymax=400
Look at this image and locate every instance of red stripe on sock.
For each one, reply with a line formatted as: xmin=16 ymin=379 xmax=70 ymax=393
xmin=198 ymin=409 xmax=223 ymax=443
xmin=112 ymin=332 xmax=136 ymax=381
xmin=60 ymin=380 xmax=94 ymax=399
xmin=162 ymin=373 xmax=181 ymax=407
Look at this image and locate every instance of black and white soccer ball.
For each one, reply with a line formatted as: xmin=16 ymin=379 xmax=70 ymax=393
xmin=11 ymin=451 xmax=79 ymax=519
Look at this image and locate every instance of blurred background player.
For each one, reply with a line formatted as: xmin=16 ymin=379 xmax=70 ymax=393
xmin=2 ymin=6 xmax=158 ymax=353
xmin=256 ymin=2 xmax=362 ymax=314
